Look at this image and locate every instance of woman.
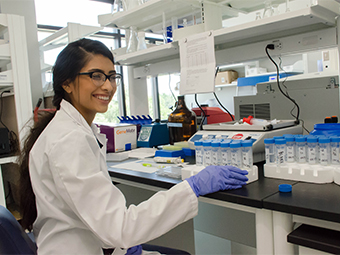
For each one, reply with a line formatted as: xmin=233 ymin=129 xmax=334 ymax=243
xmin=19 ymin=38 xmax=248 ymax=255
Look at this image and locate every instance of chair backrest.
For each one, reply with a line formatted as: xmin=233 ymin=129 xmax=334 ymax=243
xmin=0 ymin=205 xmax=37 ymax=254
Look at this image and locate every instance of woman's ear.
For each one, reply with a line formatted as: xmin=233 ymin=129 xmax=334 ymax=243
xmin=62 ymin=81 xmax=72 ymax=94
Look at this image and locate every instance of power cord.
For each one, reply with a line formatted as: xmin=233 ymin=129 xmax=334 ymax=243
xmin=265 ymin=44 xmax=301 ymax=126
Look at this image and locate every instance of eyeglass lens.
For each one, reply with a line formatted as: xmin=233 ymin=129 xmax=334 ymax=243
xmin=91 ymin=72 xmax=121 ymax=87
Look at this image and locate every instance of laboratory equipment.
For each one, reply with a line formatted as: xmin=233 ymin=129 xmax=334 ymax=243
xmin=241 ymin=140 xmax=253 ymax=170
xmin=194 ymin=140 xmax=203 ymax=166
xmin=192 ymin=106 xmax=234 ymax=125
xmin=202 ymin=140 xmax=212 ymax=166
xmin=168 ymin=95 xmax=197 ymax=144
xmin=275 ymin=139 xmax=286 ymax=166
xmin=230 ymin=141 xmax=242 ymax=168
xmin=331 ymin=136 xmax=340 ymax=165
xmin=188 ymin=119 xmax=302 ymax=163
xmin=137 ymin=120 xmax=169 ymax=148
xmin=234 ymin=72 xmax=340 ymax=134
xmin=295 ymin=137 xmax=307 ymax=164
xmin=264 ymin=138 xmax=275 ymax=164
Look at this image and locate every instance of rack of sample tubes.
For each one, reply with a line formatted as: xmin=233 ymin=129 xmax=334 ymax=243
xmin=264 ymin=134 xmax=340 ymax=184
xmin=181 ymin=139 xmax=258 ymax=184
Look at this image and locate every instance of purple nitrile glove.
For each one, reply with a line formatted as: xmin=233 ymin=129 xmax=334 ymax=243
xmin=125 ymin=245 xmax=142 ymax=255
xmin=186 ymin=165 xmax=248 ymax=197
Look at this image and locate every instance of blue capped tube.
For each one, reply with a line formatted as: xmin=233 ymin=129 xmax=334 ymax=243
xmin=264 ymin=138 xmax=275 ymax=164
xmin=331 ymin=136 xmax=340 ymax=165
xmin=220 ymin=140 xmax=231 ymax=166
xmin=318 ymin=137 xmax=331 ymax=166
xmin=211 ymin=140 xmax=221 ymax=165
xmin=203 ymin=140 xmax=212 ymax=166
xmin=230 ymin=141 xmax=242 ymax=168
xmin=295 ymin=136 xmax=307 ymax=164
xmin=275 ymin=139 xmax=286 ymax=165
xmin=194 ymin=140 xmax=203 ymax=166
xmin=307 ymin=136 xmax=318 ymax=165
xmin=241 ymin=140 xmax=253 ymax=170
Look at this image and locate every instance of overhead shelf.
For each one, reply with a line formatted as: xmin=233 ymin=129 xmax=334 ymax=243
xmin=112 ymin=1 xmax=340 ymax=67
xmin=114 ymin=42 xmax=179 ymax=66
xmin=98 ymin=0 xmax=242 ymax=32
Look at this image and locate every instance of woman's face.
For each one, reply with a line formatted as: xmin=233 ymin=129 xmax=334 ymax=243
xmin=63 ymin=54 xmax=116 ymax=125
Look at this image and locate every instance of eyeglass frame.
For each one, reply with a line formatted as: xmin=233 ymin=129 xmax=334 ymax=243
xmin=78 ymin=71 xmax=122 ymax=87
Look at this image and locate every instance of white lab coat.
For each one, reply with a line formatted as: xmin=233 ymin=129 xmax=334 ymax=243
xmin=29 ymin=100 xmax=198 ymax=255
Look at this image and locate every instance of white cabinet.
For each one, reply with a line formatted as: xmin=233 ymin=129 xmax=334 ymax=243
xmin=0 ymin=14 xmax=34 ymax=207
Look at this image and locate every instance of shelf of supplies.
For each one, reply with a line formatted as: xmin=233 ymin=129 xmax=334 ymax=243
xmin=214 ymin=1 xmax=340 ymax=48
xmin=112 ymin=1 xmax=340 ymax=67
xmin=114 ymin=42 xmax=179 ymax=66
xmin=98 ymin=0 xmax=241 ymax=32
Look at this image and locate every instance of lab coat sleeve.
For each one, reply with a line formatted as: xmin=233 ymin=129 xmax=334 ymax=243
xmin=48 ymin=131 xmax=198 ymax=249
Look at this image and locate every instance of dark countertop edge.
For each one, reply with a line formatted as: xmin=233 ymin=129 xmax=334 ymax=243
xmin=263 ymin=200 xmax=340 ymax=224
xmin=108 ymin=169 xmax=263 ymax=209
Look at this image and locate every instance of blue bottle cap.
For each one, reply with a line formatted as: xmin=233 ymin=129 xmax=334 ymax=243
xmin=241 ymin=140 xmax=253 ymax=147
xmin=211 ymin=141 xmax=220 ymax=147
xmin=275 ymin=139 xmax=286 ymax=145
xmin=279 ymin=184 xmax=292 ymax=193
xmin=273 ymin=136 xmax=285 ymax=140
xmin=307 ymin=137 xmax=318 ymax=143
xmin=295 ymin=136 xmax=306 ymax=143
xmin=285 ymin=136 xmax=295 ymax=142
xmin=202 ymin=140 xmax=211 ymax=146
xmin=230 ymin=142 xmax=241 ymax=148
xmin=220 ymin=141 xmax=231 ymax=148
xmin=194 ymin=140 xmax=203 ymax=146
xmin=331 ymin=136 xmax=340 ymax=143
xmin=318 ymin=137 xmax=330 ymax=143
xmin=264 ymin=138 xmax=275 ymax=144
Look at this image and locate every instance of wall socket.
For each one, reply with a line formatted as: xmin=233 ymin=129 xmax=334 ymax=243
xmin=272 ymin=40 xmax=282 ymax=50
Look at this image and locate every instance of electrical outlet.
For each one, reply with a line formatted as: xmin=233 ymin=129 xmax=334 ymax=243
xmin=272 ymin=40 xmax=282 ymax=50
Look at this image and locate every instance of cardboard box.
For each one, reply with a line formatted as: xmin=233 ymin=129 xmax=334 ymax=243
xmin=215 ymin=70 xmax=238 ymax=85
xmin=97 ymin=123 xmax=137 ymax=153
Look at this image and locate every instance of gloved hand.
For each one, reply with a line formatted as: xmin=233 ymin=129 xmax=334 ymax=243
xmin=125 ymin=245 xmax=142 ymax=255
xmin=186 ymin=165 xmax=248 ymax=197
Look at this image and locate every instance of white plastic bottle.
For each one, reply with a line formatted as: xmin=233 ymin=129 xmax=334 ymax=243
xmin=241 ymin=140 xmax=253 ymax=170
xmin=230 ymin=141 xmax=242 ymax=168
xmin=330 ymin=136 xmax=340 ymax=165
xmin=264 ymin=138 xmax=275 ymax=164
xmin=203 ymin=140 xmax=212 ymax=166
xmin=220 ymin=140 xmax=231 ymax=166
xmin=194 ymin=140 xmax=203 ymax=166
xmin=211 ymin=140 xmax=221 ymax=165
xmin=275 ymin=139 xmax=286 ymax=166
xmin=285 ymin=136 xmax=296 ymax=163
xmin=307 ymin=136 xmax=318 ymax=165
xmin=319 ymin=137 xmax=331 ymax=166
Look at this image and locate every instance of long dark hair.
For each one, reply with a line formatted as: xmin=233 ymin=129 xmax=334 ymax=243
xmin=18 ymin=38 xmax=114 ymax=230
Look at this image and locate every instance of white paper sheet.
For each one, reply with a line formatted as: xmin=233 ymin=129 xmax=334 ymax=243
xmin=179 ymin=31 xmax=216 ymax=95
xmin=111 ymin=159 xmax=176 ymax=174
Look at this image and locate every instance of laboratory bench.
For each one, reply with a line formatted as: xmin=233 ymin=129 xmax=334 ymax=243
xmin=107 ymin=160 xmax=340 ymax=255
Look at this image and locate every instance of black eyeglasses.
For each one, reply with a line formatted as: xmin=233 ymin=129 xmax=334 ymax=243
xmin=78 ymin=71 xmax=122 ymax=87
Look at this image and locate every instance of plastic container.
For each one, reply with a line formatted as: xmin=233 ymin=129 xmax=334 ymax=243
xmin=230 ymin=141 xmax=242 ymax=168
xmin=202 ymin=140 xmax=212 ymax=166
xmin=295 ymin=136 xmax=307 ymax=164
xmin=307 ymin=136 xmax=318 ymax=165
xmin=285 ymin=136 xmax=296 ymax=163
xmin=264 ymin=138 xmax=275 ymax=164
xmin=275 ymin=139 xmax=286 ymax=165
xmin=310 ymin=123 xmax=340 ymax=137
xmin=167 ymin=96 xmax=197 ymax=144
xmin=211 ymin=141 xmax=221 ymax=165
xmin=220 ymin=140 xmax=231 ymax=166
xmin=318 ymin=137 xmax=331 ymax=166
xmin=241 ymin=140 xmax=253 ymax=170
xmin=194 ymin=140 xmax=203 ymax=166
xmin=330 ymin=136 xmax=340 ymax=165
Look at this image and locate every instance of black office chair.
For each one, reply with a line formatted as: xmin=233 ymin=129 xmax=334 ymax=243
xmin=0 ymin=205 xmax=37 ymax=254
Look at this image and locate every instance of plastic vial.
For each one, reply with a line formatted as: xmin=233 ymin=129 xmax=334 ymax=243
xmin=318 ymin=137 xmax=331 ymax=166
xmin=264 ymin=138 xmax=275 ymax=164
xmin=230 ymin=141 xmax=242 ymax=168
xmin=285 ymin=136 xmax=295 ymax=163
xmin=203 ymin=140 xmax=212 ymax=166
xmin=220 ymin=140 xmax=231 ymax=166
xmin=211 ymin=141 xmax=221 ymax=166
xmin=330 ymin=136 xmax=340 ymax=165
xmin=307 ymin=136 xmax=318 ymax=165
xmin=295 ymin=136 xmax=307 ymax=164
xmin=194 ymin=140 xmax=203 ymax=166
xmin=241 ymin=140 xmax=253 ymax=170
xmin=275 ymin=139 xmax=287 ymax=165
